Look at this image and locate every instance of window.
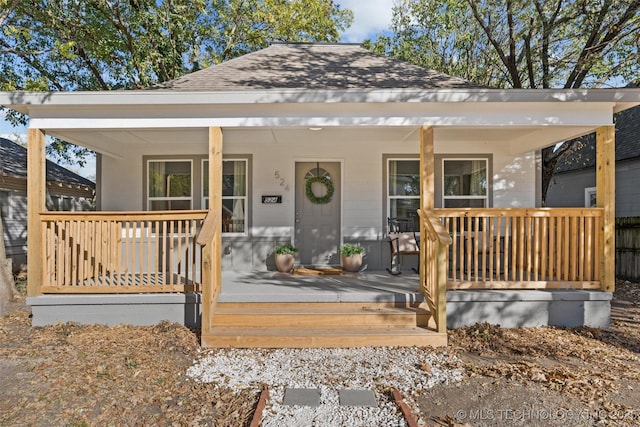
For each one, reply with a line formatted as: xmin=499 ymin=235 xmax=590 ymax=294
xmin=203 ymin=159 xmax=248 ymax=234
xmin=387 ymin=159 xmax=420 ymax=221
xmin=0 ymin=191 xmax=11 ymax=219
xmin=147 ymin=160 xmax=192 ymax=210
xmin=585 ymin=187 xmax=597 ymax=207
xmin=442 ymin=159 xmax=488 ymax=208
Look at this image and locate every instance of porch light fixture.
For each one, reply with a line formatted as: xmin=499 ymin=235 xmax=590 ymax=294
xmin=308 ymin=127 xmax=323 ymax=131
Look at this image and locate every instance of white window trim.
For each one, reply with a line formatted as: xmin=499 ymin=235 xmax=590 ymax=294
xmin=147 ymin=159 xmax=193 ymax=211
xmin=441 ymin=157 xmax=489 ymax=208
xmin=386 ymin=158 xmax=420 ymax=219
xmin=585 ymin=186 xmax=597 ymax=208
xmin=202 ymin=157 xmax=249 ymax=236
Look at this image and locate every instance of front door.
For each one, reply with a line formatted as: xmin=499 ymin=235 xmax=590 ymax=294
xmin=295 ymin=162 xmax=341 ymax=266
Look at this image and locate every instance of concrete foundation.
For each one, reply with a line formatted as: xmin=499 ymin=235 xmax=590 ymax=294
xmin=27 ymin=293 xmax=201 ymax=328
xmin=447 ymin=290 xmax=612 ymax=328
xmin=27 ymin=280 xmax=612 ymax=330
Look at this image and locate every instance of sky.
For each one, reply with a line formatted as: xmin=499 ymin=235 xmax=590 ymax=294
xmin=0 ymin=2 xmax=395 ymax=179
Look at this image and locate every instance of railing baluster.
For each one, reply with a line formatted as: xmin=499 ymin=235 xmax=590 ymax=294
xmin=585 ymin=216 xmax=593 ymax=280
xmin=433 ymin=208 xmax=603 ymax=289
xmin=162 ymin=219 xmax=167 ymax=285
xmin=533 ymin=216 xmax=539 ymax=280
xmin=39 ymin=211 xmax=207 ymax=293
xmin=177 ymin=219 xmax=183 ymax=285
xmin=169 ymin=220 xmax=175 ymax=285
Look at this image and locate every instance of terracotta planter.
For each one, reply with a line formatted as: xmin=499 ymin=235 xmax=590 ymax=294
xmin=275 ymin=253 xmax=296 ymax=273
xmin=341 ymin=253 xmax=363 ymax=272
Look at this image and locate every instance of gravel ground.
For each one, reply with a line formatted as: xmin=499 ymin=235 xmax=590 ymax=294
xmin=187 ymin=347 xmax=463 ymax=426
xmin=1 ymin=279 xmax=639 ymax=426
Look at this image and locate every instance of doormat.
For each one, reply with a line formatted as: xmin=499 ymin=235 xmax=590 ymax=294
xmin=293 ymin=267 xmax=344 ymax=276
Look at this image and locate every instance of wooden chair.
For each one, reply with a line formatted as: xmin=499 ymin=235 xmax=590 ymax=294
xmin=386 ymin=217 xmax=420 ymax=275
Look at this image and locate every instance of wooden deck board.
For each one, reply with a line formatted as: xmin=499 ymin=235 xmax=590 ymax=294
xmin=202 ymin=326 xmax=447 ymax=348
xmin=212 ymin=303 xmax=431 ymax=328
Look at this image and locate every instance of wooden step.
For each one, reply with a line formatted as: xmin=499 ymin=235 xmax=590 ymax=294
xmin=212 ymin=303 xmax=431 ymax=328
xmin=204 ymin=302 xmax=444 ymax=348
xmin=202 ymin=326 xmax=447 ymax=348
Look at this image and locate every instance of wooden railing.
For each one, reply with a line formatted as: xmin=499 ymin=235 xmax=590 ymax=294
xmin=40 ymin=210 xmax=207 ymax=293
xmin=435 ymin=208 xmax=603 ymax=289
xmin=418 ymin=209 xmax=452 ymax=333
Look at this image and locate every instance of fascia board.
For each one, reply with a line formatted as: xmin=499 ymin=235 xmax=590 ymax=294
xmin=27 ymin=101 xmax=615 ymax=129
xmin=2 ymin=88 xmax=640 ymax=110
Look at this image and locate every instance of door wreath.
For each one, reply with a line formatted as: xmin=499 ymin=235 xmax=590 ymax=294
xmin=305 ymin=176 xmax=334 ymax=204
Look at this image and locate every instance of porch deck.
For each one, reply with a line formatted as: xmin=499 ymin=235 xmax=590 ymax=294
xmin=218 ymin=270 xmax=423 ymax=304
xmin=201 ymin=269 xmax=447 ymax=348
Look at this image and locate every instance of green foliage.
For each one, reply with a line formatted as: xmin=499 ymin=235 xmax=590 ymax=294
xmin=275 ymin=243 xmax=299 ymax=255
xmin=206 ymin=0 xmax=353 ymax=63
xmin=339 ymin=243 xmax=365 ymax=257
xmin=305 ymin=176 xmax=335 ymax=204
xmin=0 ymin=0 xmax=353 ymax=164
xmin=367 ymin=0 xmax=640 ymax=89
xmin=368 ymin=0 xmax=640 ymax=204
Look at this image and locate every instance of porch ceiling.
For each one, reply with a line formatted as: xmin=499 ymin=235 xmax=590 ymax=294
xmin=46 ymin=125 xmax=596 ymax=158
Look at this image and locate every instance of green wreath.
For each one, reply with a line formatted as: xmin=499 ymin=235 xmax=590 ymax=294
xmin=305 ymin=176 xmax=334 ymax=204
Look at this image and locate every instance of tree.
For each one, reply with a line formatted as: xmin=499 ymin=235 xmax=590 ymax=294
xmin=0 ymin=219 xmax=17 ymax=317
xmin=366 ymin=0 xmax=640 ymax=204
xmin=0 ymin=0 xmax=353 ymax=163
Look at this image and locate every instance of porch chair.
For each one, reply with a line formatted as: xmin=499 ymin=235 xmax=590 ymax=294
xmin=386 ymin=217 xmax=420 ymax=275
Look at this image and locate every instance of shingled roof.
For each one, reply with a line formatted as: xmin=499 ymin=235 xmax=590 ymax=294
xmin=554 ymin=105 xmax=640 ymax=173
xmin=0 ymin=137 xmax=95 ymax=188
xmin=151 ymin=43 xmax=482 ymax=91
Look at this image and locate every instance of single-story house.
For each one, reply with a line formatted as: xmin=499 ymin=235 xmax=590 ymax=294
xmin=1 ymin=137 xmax=95 ymax=272
xmin=2 ymin=43 xmax=639 ymax=347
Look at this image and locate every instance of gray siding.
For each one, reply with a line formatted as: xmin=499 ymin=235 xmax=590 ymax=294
xmin=545 ymin=169 xmax=595 ymax=208
xmin=546 ymin=158 xmax=640 ymax=217
xmin=616 ymin=160 xmax=640 ymax=217
xmin=1 ymin=189 xmax=94 ymax=272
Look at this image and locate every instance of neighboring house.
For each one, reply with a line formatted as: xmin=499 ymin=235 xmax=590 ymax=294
xmin=0 ymin=137 xmax=95 ymax=272
xmin=545 ymin=105 xmax=640 ymax=281
xmin=546 ymin=105 xmax=640 ymax=215
xmin=2 ymin=43 xmax=639 ymax=347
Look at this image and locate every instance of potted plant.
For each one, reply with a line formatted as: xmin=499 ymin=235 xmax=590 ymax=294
xmin=274 ymin=243 xmax=298 ymax=273
xmin=339 ymin=243 xmax=365 ymax=272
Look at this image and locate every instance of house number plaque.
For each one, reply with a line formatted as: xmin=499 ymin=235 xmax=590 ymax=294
xmin=262 ymin=195 xmax=282 ymax=204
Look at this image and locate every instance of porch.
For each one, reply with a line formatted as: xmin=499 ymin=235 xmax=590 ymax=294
xmin=26 ymin=204 xmax=614 ymax=347
xmin=27 ymin=267 xmax=611 ymax=344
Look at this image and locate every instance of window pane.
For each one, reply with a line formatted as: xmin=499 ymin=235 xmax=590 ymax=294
xmin=0 ymin=191 xmax=9 ymax=219
xmin=444 ymin=198 xmax=486 ymax=208
xmin=150 ymin=200 xmax=191 ymax=211
xmin=203 ymin=160 xmax=247 ymax=197
xmin=443 ymin=160 xmax=486 ymax=196
xmin=202 ymin=160 xmax=209 ymax=195
xmin=222 ymin=199 xmax=245 ymax=233
xmin=390 ymin=198 xmax=420 ymax=220
xmin=223 ymin=161 xmax=246 ymax=197
xmin=389 ymin=160 xmax=419 ymax=197
xmin=203 ymin=159 xmax=248 ymax=234
xmin=149 ymin=161 xmax=191 ymax=198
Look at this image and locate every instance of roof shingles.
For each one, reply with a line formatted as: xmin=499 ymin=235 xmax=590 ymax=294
xmin=0 ymin=138 xmax=95 ymax=188
xmin=151 ymin=44 xmax=482 ymax=91
xmin=554 ymin=105 xmax=640 ymax=173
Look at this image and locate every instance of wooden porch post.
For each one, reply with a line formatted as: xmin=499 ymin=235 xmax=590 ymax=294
xmin=596 ymin=125 xmax=615 ymax=292
xmin=420 ymin=126 xmax=435 ymax=211
xmin=201 ymin=127 xmax=223 ymax=335
xmin=27 ymin=129 xmax=46 ymax=297
xmin=420 ymin=126 xmax=446 ymax=332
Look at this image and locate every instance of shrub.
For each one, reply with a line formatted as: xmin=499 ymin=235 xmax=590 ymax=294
xmin=275 ymin=243 xmax=299 ymax=255
xmin=339 ymin=243 xmax=365 ymax=256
